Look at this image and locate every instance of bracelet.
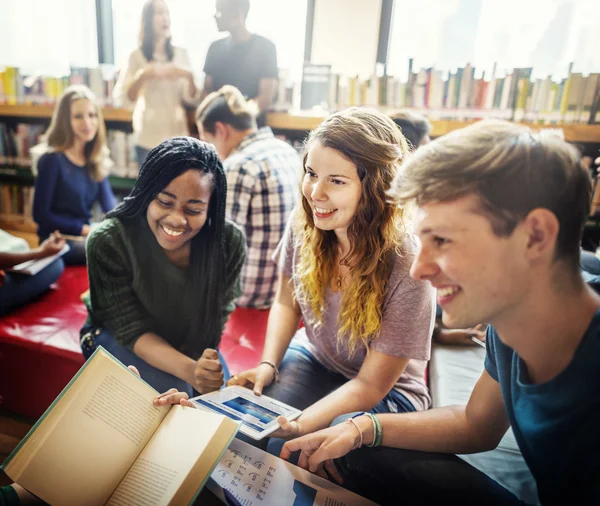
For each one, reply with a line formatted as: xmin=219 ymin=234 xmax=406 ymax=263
xmin=363 ymin=413 xmax=383 ymax=447
xmin=345 ymin=418 xmax=363 ymax=450
xmin=259 ymin=360 xmax=279 ymax=382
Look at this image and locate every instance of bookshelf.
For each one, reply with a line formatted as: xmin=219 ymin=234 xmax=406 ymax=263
xmin=0 ymin=105 xmax=598 ymax=143
xmin=266 ymin=112 xmax=600 ymax=143
xmin=0 ymin=104 xmax=132 ymax=123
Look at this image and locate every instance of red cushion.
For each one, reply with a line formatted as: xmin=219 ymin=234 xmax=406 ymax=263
xmin=219 ymin=306 xmax=270 ymax=375
xmin=0 ymin=266 xmax=88 ymax=418
xmin=0 ymin=265 xmax=270 ymax=418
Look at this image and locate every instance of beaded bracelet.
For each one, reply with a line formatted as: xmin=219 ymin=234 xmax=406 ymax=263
xmin=364 ymin=413 xmax=383 ymax=447
xmin=259 ymin=360 xmax=280 ymax=382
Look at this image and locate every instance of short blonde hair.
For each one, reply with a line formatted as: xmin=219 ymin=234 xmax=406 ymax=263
xmin=392 ymin=120 xmax=590 ymax=268
xmin=196 ymin=85 xmax=258 ymax=133
xmin=46 ymin=85 xmax=108 ymax=181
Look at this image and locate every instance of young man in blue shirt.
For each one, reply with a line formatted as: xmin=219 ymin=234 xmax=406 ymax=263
xmin=280 ymin=120 xmax=600 ymax=505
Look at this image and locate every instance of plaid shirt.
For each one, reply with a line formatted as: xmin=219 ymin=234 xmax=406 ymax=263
xmin=224 ymin=127 xmax=300 ymax=308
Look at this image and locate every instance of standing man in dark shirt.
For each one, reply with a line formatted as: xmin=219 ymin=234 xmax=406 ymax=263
xmin=202 ymin=0 xmax=278 ymax=114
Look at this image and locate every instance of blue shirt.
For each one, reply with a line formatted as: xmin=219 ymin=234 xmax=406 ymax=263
xmin=485 ymin=312 xmax=600 ymax=505
xmin=33 ymin=152 xmax=116 ymax=238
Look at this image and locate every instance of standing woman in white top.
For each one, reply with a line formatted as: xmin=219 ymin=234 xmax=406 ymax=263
xmin=113 ymin=0 xmax=201 ymax=167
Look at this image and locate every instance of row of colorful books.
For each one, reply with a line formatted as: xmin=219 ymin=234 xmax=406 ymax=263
xmin=305 ymin=62 xmax=600 ymax=124
xmin=0 ymin=123 xmax=140 ymax=179
xmin=0 ymin=66 xmax=119 ymax=107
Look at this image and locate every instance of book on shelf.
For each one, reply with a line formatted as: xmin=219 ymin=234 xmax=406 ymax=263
xmin=1 ymin=347 xmax=240 ymax=506
xmin=0 ymin=65 xmax=120 ymax=107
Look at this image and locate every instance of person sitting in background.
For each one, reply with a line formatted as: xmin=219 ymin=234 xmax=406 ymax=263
xmin=201 ymin=0 xmax=278 ymax=116
xmin=31 ymin=85 xmax=116 ymax=266
xmin=196 ymin=85 xmax=299 ymax=309
xmin=0 ymin=229 xmax=65 ymax=316
xmin=391 ymin=111 xmax=487 ymax=346
xmin=281 ymin=120 xmax=600 ymax=506
xmin=229 ymin=108 xmax=435 ymax=454
xmin=113 ymin=0 xmax=201 ymax=167
xmin=80 ymin=137 xmax=246 ymax=397
xmin=390 ymin=110 xmax=432 ymax=149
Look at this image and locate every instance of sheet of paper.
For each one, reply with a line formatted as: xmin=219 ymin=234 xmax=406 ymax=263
xmin=209 ymin=439 xmax=377 ymax=506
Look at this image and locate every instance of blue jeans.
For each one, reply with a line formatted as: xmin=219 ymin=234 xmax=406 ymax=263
xmin=80 ymin=324 xmax=230 ymax=396
xmin=135 ymin=145 xmax=151 ymax=168
xmin=263 ymin=343 xmax=416 ymax=455
xmin=63 ymin=239 xmax=87 ymax=265
xmin=0 ymin=258 xmax=64 ymax=316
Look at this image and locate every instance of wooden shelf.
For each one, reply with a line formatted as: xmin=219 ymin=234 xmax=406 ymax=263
xmin=0 ymin=104 xmax=132 ymax=122
xmin=0 ymin=213 xmax=36 ymax=232
xmin=0 ymin=105 xmax=598 ymax=143
xmin=266 ymin=112 xmax=600 ymax=143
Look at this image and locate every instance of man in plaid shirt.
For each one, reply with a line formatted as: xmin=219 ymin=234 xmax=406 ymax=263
xmin=197 ymin=86 xmax=300 ymax=308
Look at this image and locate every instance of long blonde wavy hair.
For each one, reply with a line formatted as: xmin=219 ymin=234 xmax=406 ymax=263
xmin=295 ymin=107 xmax=410 ymax=356
xmin=45 ymin=85 xmax=108 ymax=181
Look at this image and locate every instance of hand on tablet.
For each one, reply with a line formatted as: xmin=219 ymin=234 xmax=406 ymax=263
xmin=226 ymin=363 xmax=276 ymax=395
xmin=269 ymin=415 xmax=302 ymax=439
xmin=192 ymin=348 xmax=224 ymax=394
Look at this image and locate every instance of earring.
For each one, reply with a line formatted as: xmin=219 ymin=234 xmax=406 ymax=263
xmin=208 ymin=218 xmax=212 ymax=227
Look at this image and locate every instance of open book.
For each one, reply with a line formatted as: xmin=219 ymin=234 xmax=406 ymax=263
xmin=8 ymin=243 xmax=70 ymax=275
xmin=1 ymin=347 xmax=240 ymax=506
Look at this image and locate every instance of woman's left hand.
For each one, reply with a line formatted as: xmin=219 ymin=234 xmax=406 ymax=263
xmin=269 ymin=416 xmax=303 ymax=439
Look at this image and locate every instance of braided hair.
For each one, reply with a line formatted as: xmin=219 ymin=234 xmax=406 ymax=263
xmin=107 ymin=136 xmax=228 ymax=357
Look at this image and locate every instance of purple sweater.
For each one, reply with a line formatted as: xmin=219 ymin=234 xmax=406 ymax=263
xmin=33 ymin=152 xmax=116 ymax=239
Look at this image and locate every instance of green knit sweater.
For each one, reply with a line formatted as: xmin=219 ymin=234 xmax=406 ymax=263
xmin=85 ymin=216 xmax=246 ymax=359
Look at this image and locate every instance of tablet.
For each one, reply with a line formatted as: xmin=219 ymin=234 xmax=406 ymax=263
xmin=190 ymin=386 xmax=302 ymax=440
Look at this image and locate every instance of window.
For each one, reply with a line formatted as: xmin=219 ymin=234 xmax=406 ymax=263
xmin=387 ymin=0 xmax=600 ymax=80
xmin=0 ymin=0 xmax=98 ymax=75
xmin=112 ymin=0 xmax=308 ymax=84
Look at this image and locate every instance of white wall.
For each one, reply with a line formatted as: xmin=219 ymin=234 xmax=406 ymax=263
xmin=311 ymin=0 xmax=382 ymax=77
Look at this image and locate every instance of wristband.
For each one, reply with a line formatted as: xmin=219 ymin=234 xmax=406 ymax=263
xmin=363 ymin=412 xmax=383 ymax=447
xmin=259 ymin=360 xmax=279 ymax=382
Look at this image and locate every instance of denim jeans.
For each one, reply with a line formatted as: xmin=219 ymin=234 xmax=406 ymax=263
xmin=135 ymin=145 xmax=151 ymax=168
xmin=80 ymin=324 xmax=230 ymax=396
xmin=63 ymin=239 xmax=87 ymax=265
xmin=0 ymin=258 xmax=64 ymax=316
xmin=263 ymin=343 xmax=416 ymax=456
xmin=333 ymin=445 xmax=527 ymax=506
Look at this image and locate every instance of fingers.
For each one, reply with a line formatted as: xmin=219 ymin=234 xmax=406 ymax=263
xmin=127 ymin=365 xmax=140 ymax=377
xmin=226 ymin=372 xmax=253 ymax=388
xmin=324 ymin=459 xmax=344 ymax=485
xmin=199 ymin=349 xmax=223 ymax=372
xmin=314 ymin=462 xmax=329 ymax=481
xmin=253 ymin=376 xmax=265 ymax=396
xmin=154 ymin=388 xmax=191 ymax=407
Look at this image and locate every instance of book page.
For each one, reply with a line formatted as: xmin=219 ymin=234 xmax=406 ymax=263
xmin=209 ymin=439 xmax=378 ymax=506
xmin=108 ymin=406 xmax=238 ymax=506
xmin=5 ymin=350 xmax=170 ymax=506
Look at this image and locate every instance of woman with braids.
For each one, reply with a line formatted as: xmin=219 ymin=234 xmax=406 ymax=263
xmin=79 ymin=136 xmax=246 ymax=396
xmin=228 ymin=107 xmax=435 ymax=454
